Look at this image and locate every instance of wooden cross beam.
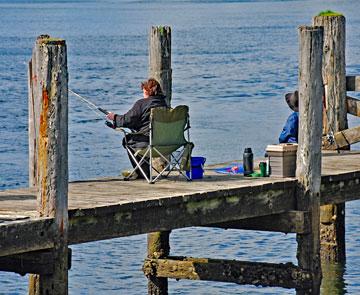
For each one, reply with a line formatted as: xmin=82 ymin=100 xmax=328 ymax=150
xmin=143 ymin=256 xmax=312 ymax=289
xmin=346 ymin=76 xmax=360 ymax=91
xmin=346 ymin=95 xmax=360 ymax=117
xmin=0 ymin=248 xmax=72 ymax=276
xmin=207 ymin=211 xmax=310 ymax=234
xmin=322 ymin=125 xmax=360 ymax=149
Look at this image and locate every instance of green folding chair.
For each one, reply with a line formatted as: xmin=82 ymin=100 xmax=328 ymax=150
xmin=120 ymin=105 xmax=194 ymax=183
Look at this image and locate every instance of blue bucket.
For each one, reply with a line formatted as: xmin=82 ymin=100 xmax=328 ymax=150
xmin=186 ymin=156 xmax=206 ymax=179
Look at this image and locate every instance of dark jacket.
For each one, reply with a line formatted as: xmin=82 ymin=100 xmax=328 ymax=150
xmin=279 ymin=112 xmax=298 ymax=143
xmin=114 ymin=94 xmax=167 ymax=135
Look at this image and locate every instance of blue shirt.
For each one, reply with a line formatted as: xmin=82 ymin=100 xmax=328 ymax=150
xmin=279 ymin=112 xmax=299 ymax=143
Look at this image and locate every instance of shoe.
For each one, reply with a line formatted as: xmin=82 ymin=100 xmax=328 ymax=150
xmin=121 ymin=170 xmax=138 ymax=180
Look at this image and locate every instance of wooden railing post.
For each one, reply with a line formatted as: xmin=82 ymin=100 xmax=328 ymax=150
xmin=149 ymin=26 xmax=172 ymax=107
xmin=28 ymin=35 xmax=69 ymax=295
xmin=313 ymin=14 xmax=347 ymax=263
xmin=296 ymin=26 xmax=323 ymax=295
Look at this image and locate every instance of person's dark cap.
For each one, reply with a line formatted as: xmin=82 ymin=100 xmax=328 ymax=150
xmin=285 ymin=90 xmax=299 ymax=112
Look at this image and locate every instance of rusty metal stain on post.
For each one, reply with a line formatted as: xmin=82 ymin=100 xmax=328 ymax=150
xmin=38 ymin=87 xmax=49 ymax=216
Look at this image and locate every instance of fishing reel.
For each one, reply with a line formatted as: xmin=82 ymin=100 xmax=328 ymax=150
xmin=326 ymin=131 xmax=335 ymax=145
xmin=105 ymin=120 xmax=116 ymax=129
xmin=99 ymin=107 xmax=116 ymax=129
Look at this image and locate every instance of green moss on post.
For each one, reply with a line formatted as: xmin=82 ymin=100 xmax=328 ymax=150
xmin=317 ymin=10 xmax=343 ymax=17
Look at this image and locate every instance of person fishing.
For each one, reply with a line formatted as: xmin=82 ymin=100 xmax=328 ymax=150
xmin=106 ymin=78 xmax=167 ymax=179
xmin=279 ymin=90 xmax=299 ymax=143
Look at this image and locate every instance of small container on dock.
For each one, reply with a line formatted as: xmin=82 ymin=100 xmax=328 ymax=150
xmin=186 ymin=156 xmax=206 ymax=179
xmin=265 ymin=143 xmax=298 ymax=177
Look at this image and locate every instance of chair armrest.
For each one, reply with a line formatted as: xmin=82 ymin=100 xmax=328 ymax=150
xmin=116 ymin=128 xmax=148 ymax=145
xmin=116 ymin=127 xmax=131 ymax=135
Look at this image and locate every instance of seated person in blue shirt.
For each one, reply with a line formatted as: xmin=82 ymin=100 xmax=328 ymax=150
xmin=279 ymin=90 xmax=299 ymax=143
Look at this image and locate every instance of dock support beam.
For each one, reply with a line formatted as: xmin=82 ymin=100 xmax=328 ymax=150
xmin=147 ymin=231 xmax=170 ymax=295
xmin=143 ymin=256 xmax=312 ymax=289
xmin=149 ymin=26 xmax=172 ymax=107
xmin=28 ymin=35 xmax=69 ymax=295
xmin=313 ymin=14 xmax=347 ymax=263
xmin=296 ymin=26 xmax=323 ymax=294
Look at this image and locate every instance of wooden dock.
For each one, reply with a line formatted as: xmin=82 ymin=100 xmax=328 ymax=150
xmin=1 ymin=152 xmax=360 ymax=277
xmin=2 ymin=14 xmax=360 ymax=295
xmin=1 ymin=152 xmax=360 ymax=239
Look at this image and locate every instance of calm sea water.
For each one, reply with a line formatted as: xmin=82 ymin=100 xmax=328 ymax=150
xmin=0 ymin=0 xmax=360 ymax=294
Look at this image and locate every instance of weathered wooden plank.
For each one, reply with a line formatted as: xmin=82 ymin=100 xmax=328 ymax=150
xmin=322 ymin=125 xmax=360 ymax=149
xmin=346 ymin=75 xmax=360 ymax=91
xmin=143 ymin=257 xmax=312 ymax=289
xmin=68 ymin=181 xmax=297 ymax=245
xmin=0 ymin=248 xmax=71 ymax=275
xmin=0 ymin=218 xmax=54 ymax=257
xmin=0 ymin=250 xmax=54 ymax=275
xmin=346 ymin=95 xmax=360 ymax=117
xmin=0 ymin=215 xmax=30 ymax=222
xmin=1 ymin=152 xmax=359 ymax=216
xmin=296 ymin=25 xmax=323 ymax=294
xmin=0 ymin=170 xmax=360 ymax=257
xmin=208 ymin=211 xmax=310 ymax=234
xmin=321 ymin=171 xmax=360 ymax=205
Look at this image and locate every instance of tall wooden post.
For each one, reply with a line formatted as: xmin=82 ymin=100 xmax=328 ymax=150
xmin=149 ymin=26 xmax=172 ymax=107
xmin=296 ymin=26 xmax=323 ymax=295
xmin=28 ymin=35 xmax=69 ymax=295
xmin=146 ymin=25 xmax=172 ymax=295
xmin=313 ymin=14 xmax=347 ymax=262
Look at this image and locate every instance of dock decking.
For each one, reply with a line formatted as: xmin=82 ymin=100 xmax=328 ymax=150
xmin=1 ymin=151 xmax=359 ymax=258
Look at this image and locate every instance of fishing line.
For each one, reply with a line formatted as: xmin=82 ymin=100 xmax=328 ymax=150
xmin=69 ymin=89 xmax=108 ymax=116
xmin=69 ymin=89 xmax=115 ymax=128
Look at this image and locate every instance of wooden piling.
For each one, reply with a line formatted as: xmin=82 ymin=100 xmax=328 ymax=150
xmin=146 ymin=231 xmax=171 ymax=295
xmin=146 ymin=25 xmax=172 ymax=295
xmin=313 ymin=14 xmax=347 ymax=262
xmin=296 ymin=26 xmax=323 ymax=295
xmin=149 ymin=26 xmax=172 ymax=107
xmin=27 ymin=35 xmax=69 ymax=295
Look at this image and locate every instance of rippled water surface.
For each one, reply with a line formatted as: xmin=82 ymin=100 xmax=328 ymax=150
xmin=0 ymin=0 xmax=360 ymax=294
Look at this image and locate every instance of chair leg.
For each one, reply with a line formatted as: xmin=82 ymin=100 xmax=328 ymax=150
xmin=149 ymin=146 xmax=153 ymax=183
xmin=152 ymin=147 xmax=192 ymax=181
xmin=125 ymin=147 xmax=151 ymax=182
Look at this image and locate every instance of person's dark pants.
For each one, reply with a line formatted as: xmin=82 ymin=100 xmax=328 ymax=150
xmin=122 ymin=134 xmax=150 ymax=179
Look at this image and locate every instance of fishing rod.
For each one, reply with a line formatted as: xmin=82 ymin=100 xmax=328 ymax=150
xmin=69 ymin=89 xmax=115 ymax=129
